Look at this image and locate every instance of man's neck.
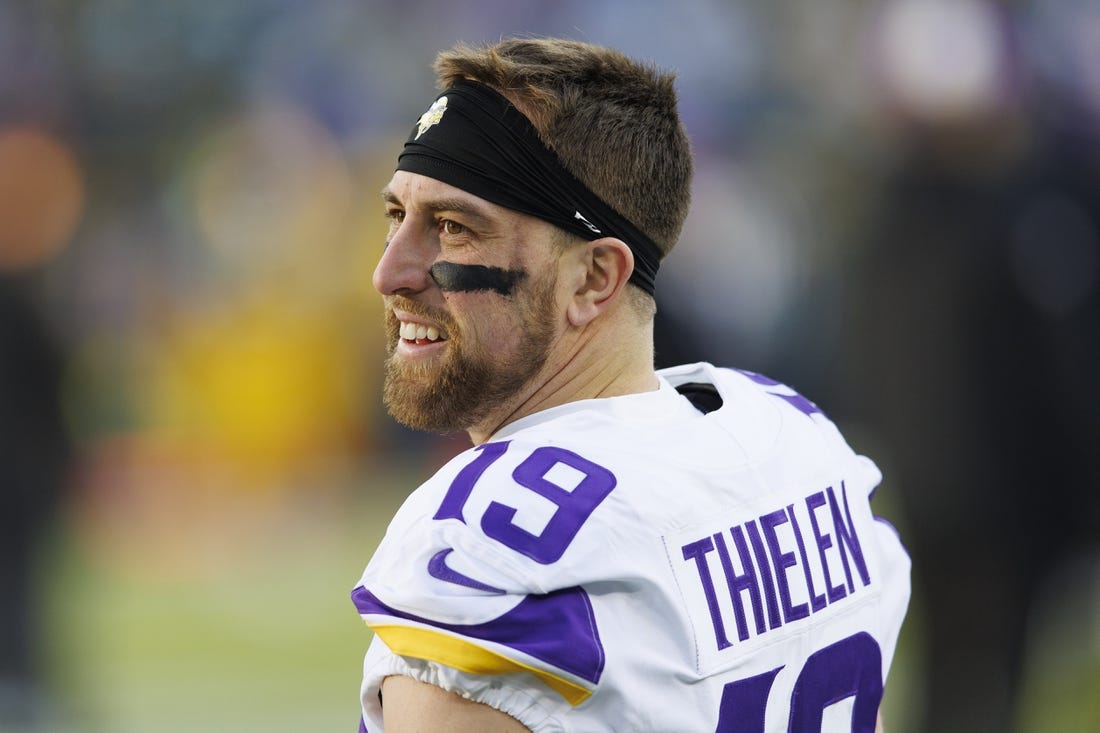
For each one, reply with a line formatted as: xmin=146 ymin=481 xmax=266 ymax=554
xmin=467 ymin=322 xmax=657 ymax=445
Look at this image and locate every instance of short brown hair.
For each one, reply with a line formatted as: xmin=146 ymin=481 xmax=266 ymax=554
xmin=434 ymin=38 xmax=693 ymax=262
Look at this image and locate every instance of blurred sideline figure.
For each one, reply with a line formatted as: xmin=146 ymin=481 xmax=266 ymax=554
xmin=0 ymin=276 xmax=71 ymax=730
xmin=845 ymin=67 xmax=1100 ymax=732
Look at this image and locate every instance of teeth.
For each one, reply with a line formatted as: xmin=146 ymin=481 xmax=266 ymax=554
xmin=400 ymin=321 xmax=444 ymax=342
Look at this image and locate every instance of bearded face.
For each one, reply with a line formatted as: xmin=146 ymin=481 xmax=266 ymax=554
xmin=381 ymin=266 xmax=560 ymax=433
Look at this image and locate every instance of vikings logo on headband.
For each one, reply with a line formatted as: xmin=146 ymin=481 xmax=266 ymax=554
xmin=415 ymin=96 xmax=448 ymax=140
xmin=397 ymin=80 xmax=662 ymax=295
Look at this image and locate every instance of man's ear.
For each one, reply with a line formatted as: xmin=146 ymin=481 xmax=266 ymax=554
xmin=566 ymin=237 xmax=634 ymax=328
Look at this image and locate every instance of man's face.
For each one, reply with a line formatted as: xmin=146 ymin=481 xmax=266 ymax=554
xmin=374 ymin=171 xmax=567 ymax=434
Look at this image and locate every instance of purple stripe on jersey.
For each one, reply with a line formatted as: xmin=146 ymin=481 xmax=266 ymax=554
xmin=737 ymin=369 xmax=823 ymax=417
xmin=772 ymin=392 xmax=823 ymax=417
xmin=352 ymin=585 xmax=606 ymax=684
xmin=358 ymin=716 xmax=368 ymax=732
xmin=736 ymin=368 xmax=782 ymax=386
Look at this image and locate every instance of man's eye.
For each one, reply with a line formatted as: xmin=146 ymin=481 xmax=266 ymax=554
xmin=386 ymin=210 xmax=405 ymax=224
xmin=441 ymin=219 xmax=466 ymax=236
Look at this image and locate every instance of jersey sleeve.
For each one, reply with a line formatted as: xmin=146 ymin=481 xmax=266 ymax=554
xmin=351 ymin=439 xmax=618 ymax=732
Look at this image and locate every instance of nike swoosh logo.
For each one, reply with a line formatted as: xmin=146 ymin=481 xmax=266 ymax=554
xmin=427 ymin=548 xmax=506 ymax=594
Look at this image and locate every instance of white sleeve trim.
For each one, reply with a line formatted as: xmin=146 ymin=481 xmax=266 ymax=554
xmin=362 ymin=637 xmax=567 ymax=733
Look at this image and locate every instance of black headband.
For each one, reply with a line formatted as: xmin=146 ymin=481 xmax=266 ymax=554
xmin=396 ymin=80 xmax=661 ymax=295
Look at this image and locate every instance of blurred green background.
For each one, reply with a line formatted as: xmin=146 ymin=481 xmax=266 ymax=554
xmin=2 ymin=1 xmax=1099 ymax=731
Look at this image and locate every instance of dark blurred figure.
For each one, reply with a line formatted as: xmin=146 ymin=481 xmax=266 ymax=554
xmin=845 ymin=85 xmax=1100 ymax=731
xmin=0 ymin=275 xmax=71 ymax=729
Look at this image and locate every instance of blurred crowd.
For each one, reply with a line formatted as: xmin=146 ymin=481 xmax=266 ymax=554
xmin=1 ymin=1 xmax=1098 ymax=731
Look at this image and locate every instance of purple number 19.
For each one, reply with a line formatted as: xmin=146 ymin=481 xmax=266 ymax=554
xmin=715 ymin=632 xmax=883 ymax=732
xmin=434 ymin=442 xmax=617 ymax=565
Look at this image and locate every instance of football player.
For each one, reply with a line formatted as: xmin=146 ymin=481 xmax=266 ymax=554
xmin=353 ymin=37 xmax=910 ymax=732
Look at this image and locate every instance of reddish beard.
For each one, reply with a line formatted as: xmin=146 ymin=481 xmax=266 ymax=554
xmin=381 ymin=274 xmax=559 ymax=434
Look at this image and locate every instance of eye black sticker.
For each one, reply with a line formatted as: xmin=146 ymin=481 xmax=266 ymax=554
xmin=430 ymin=261 xmax=527 ymax=295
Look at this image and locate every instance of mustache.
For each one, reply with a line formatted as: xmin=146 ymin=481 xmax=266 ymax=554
xmin=384 ymin=296 xmax=457 ymax=331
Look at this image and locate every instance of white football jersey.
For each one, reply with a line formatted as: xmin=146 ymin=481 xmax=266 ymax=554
xmin=353 ymin=362 xmax=910 ymax=732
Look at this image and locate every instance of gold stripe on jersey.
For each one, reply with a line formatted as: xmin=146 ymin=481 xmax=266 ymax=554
xmin=367 ymin=622 xmax=593 ymax=706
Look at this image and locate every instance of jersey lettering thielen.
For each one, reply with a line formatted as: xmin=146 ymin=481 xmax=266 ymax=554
xmin=352 ymin=362 xmax=911 ymax=732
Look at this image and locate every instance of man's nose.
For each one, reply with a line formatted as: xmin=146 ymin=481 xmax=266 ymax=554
xmin=372 ymin=222 xmax=435 ymax=296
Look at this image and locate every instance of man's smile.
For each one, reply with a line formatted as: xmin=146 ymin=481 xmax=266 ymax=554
xmin=389 ymin=306 xmax=452 ymax=358
xmin=398 ymin=320 xmax=447 ymax=345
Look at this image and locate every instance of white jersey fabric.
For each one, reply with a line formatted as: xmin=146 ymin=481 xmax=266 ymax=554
xmin=353 ymin=362 xmax=910 ymax=732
